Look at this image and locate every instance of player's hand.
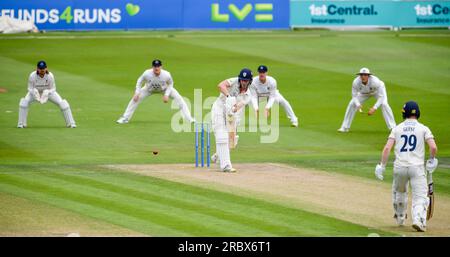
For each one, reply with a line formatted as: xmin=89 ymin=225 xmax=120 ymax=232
xmin=32 ymin=88 xmax=41 ymax=101
xmin=375 ymin=163 xmax=385 ymax=180
xmin=426 ymin=158 xmax=438 ymax=173
xmin=133 ymin=94 xmax=140 ymax=102
xmin=162 ymin=95 xmax=169 ymax=103
xmin=40 ymin=90 xmax=49 ymax=104
xmin=368 ymin=107 xmax=376 ymax=116
xmin=264 ymin=108 xmax=270 ymax=118
xmin=232 ymin=104 xmax=238 ymax=113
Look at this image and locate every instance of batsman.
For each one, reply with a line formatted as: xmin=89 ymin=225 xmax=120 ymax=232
xmin=210 ymin=68 xmax=253 ymax=173
xmin=375 ymin=101 xmax=438 ymax=232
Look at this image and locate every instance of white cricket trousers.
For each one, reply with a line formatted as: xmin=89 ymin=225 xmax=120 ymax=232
xmin=392 ymin=164 xmax=429 ymax=226
xmin=340 ymin=94 xmax=396 ymax=130
xmin=274 ymin=90 xmax=297 ymax=123
xmin=121 ymin=86 xmax=194 ymax=122
xmin=18 ymin=91 xmax=76 ymax=127
xmin=211 ymin=99 xmax=232 ymax=171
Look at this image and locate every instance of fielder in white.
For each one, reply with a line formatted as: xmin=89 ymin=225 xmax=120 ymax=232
xmin=250 ymin=65 xmax=298 ymax=127
xmin=116 ymin=59 xmax=194 ymax=124
xmin=338 ymin=68 xmax=396 ymax=132
xmin=17 ymin=60 xmax=76 ymax=128
xmin=375 ymin=101 xmax=438 ymax=232
xmin=210 ymin=68 xmax=253 ymax=172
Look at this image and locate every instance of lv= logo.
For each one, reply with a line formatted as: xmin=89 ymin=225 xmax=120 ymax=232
xmin=211 ymin=3 xmax=273 ymax=22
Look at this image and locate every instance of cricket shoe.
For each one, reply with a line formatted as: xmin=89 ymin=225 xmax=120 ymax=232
xmin=223 ymin=166 xmax=237 ymax=173
xmin=17 ymin=124 xmax=26 ymax=128
xmin=68 ymin=124 xmax=77 ymax=128
xmin=394 ymin=214 xmax=406 ymax=226
xmin=291 ymin=121 xmax=298 ymax=127
xmin=412 ymin=223 xmax=426 ymax=232
xmin=337 ymin=127 xmax=349 ymax=133
xmin=211 ymin=153 xmax=218 ymax=164
xmin=116 ymin=117 xmax=129 ymax=124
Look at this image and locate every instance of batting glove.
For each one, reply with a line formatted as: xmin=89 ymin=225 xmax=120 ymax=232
xmin=375 ymin=163 xmax=385 ymax=180
xmin=426 ymin=158 xmax=438 ymax=173
xmin=225 ymin=96 xmax=237 ymax=116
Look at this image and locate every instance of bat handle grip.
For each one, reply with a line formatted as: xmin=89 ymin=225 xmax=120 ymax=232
xmin=427 ymin=171 xmax=433 ymax=184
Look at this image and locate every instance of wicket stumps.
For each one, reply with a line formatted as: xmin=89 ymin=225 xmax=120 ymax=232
xmin=195 ymin=122 xmax=211 ymax=167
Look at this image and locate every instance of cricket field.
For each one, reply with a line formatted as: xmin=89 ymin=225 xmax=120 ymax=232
xmin=0 ymin=30 xmax=449 ymax=236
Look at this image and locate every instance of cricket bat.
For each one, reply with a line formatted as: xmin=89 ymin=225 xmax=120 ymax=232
xmin=227 ymin=118 xmax=236 ymax=149
xmin=426 ymin=171 xmax=434 ymax=220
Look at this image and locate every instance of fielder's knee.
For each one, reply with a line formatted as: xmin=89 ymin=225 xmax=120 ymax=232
xmin=350 ymin=99 xmax=360 ymax=107
xmin=19 ymin=98 xmax=29 ymax=108
xmin=173 ymin=97 xmax=185 ymax=108
xmin=59 ymin=99 xmax=70 ymax=110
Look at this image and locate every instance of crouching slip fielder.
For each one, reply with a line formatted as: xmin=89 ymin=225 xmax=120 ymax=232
xmin=117 ymin=59 xmax=194 ymax=124
xmin=18 ymin=60 xmax=76 ymax=128
xmin=250 ymin=65 xmax=298 ymax=127
xmin=375 ymin=101 xmax=438 ymax=232
xmin=211 ymin=68 xmax=253 ymax=172
xmin=338 ymin=68 xmax=396 ymax=132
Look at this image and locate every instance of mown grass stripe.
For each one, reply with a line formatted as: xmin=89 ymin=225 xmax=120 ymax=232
xmin=50 ymin=168 xmax=392 ymax=236
xmin=0 ymin=167 xmax=395 ymax=236
xmin=69 ymin=169 xmax=323 ymax=228
xmin=39 ymin=172 xmax=294 ymax=236
xmin=88 ymin=169 xmax=398 ymax=235
xmin=0 ymin=174 xmax=231 ymax=236
xmin=0 ymin=182 xmax=187 ymax=236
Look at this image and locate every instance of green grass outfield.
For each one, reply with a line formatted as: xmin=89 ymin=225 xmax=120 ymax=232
xmin=0 ymin=30 xmax=449 ymax=236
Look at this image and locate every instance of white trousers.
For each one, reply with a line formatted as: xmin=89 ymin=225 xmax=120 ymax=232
xmin=18 ymin=91 xmax=75 ymax=127
xmin=211 ymin=100 xmax=234 ymax=171
xmin=340 ymin=95 xmax=396 ymax=130
xmin=274 ymin=90 xmax=297 ymax=123
xmin=121 ymin=86 xmax=194 ymax=122
xmin=392 ymin=164 xmax=429 ymax=226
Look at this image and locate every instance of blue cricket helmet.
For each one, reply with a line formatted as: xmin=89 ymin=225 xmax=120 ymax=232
xmin=402 ymin=101 xmax=420 ymax=119
xmin=152 ymin=59 xmax=162 ymax=67
xmin=37 ymin=60 xmax=47 ymax=69
xmin=257 ymin=65 xmax=268 ymax=73
xmin=238 ymin=68 xmax=253 ymax=82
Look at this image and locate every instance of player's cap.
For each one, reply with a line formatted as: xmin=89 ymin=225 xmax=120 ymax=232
xmin=152 ymin=59 xmax=162 ymax=67
xmin=37 ymin=60 xmax=47 ymax=69
xmin=257 ymin=65 xmax=268 ymax=73
xmin=357 ymin=67 xmax=371 ymax=75
xmin=402 ymin=101 xmax=420 ymax=119
xmin=238 ymin=68 xmax=253 ymax=81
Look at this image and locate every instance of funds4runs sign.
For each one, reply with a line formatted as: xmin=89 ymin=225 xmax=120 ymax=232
xmin=0 ymin=0 xmax=290 ymax=30
xmin=0 ymin=0 xmax=180 ymax=30
xmin=0 ymin=7 xmax=122 ymax=25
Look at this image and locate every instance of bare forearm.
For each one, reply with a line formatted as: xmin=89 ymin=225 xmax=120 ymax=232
xmin=381 ymin=147 xmax=390 ymax=166
xmin=218 ymin=81 xmax=230 ymax=96
xmin=380 ymin=138 xmax=395 ymax=166
xmin=427 ymin=139 xmax=437 ymax=158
